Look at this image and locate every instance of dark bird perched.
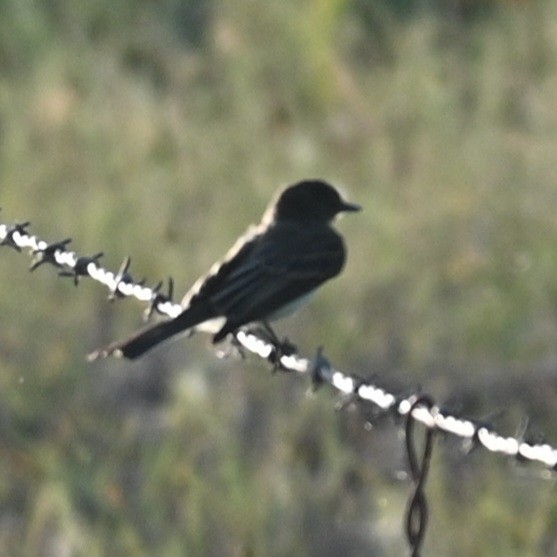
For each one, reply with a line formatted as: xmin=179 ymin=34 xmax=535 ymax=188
xmin=89 ymin=179 xmax=360 ymax=360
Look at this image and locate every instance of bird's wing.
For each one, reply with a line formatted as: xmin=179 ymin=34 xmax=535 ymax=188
xmin=180 ymin=223 xmax=264 ymax=309
xmin=210 ymin=223 xmax=346 ymax=323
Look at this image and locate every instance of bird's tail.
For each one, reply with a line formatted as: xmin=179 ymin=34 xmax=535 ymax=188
xmin=88 ymin=305 xmax=214 ymax=360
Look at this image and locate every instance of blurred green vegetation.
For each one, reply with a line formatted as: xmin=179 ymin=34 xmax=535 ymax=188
xmin=1 ymin=0 xmax=557 ymax=555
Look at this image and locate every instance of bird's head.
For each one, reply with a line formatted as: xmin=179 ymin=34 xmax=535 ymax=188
xmin=272 ymin=180 xmax=361 ymax=223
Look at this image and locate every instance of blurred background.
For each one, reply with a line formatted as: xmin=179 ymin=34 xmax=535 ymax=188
xmin=1 ymin=0 xmax=557 ymax=555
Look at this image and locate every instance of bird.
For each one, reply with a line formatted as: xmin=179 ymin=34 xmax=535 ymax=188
xmin=89 ymin=179 xmax=360 ymax=360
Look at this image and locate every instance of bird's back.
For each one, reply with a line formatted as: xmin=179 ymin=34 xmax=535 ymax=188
xmin=182 ymin=220 xmax=345 ymax=332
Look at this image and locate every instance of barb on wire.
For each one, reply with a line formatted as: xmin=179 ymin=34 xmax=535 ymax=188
xmin=108 ymin=256 xmax=133 ymax=301
xmin=144 ymin=277 xmax=174 ymax=320
xmin=1 ymin=218 xmax=557 ymax=474
xmin=59 ymin=252 xmax=104 ymax=286
xmin=30 ymin=238 xmax=72 ymax=271
xmin=0 ymin=221 xmax=30 ymax=251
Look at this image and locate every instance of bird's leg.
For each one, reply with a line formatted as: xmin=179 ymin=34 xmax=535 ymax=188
xmin=228 ymin=334 xmax=247 ymax=359
xmin=260 ymin=321 xmax=297 ymax=371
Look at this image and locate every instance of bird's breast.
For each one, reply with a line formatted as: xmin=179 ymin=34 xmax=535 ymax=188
xmin=266 ymin=290 xmax=317 ymax=321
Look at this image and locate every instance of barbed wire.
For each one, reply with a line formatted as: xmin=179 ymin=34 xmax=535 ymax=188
xmin=1 ymin=217 xmax=556 ymax=556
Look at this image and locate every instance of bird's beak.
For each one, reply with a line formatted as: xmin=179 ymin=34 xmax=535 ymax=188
xmin=339 ymin=201 xmax=362 ymax=213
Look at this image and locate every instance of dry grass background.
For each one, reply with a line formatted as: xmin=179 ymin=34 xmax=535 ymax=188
xmin=0 ymin=1 xmax=556 ymax=555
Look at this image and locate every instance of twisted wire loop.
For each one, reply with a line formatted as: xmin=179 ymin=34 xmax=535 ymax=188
xmin=404 ymin=396 xmax=436 ymax=557
xmin=1 ymin=219 xmax=557 ymax=473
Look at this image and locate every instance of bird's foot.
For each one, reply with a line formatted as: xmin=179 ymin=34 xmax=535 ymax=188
xmin=237 ymin=322 xmax=298 ymax=371
xmin=256 ymin=321 xmax=297 ymax=371
xmin=267 ymin=336 xmax=297 ymax=372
